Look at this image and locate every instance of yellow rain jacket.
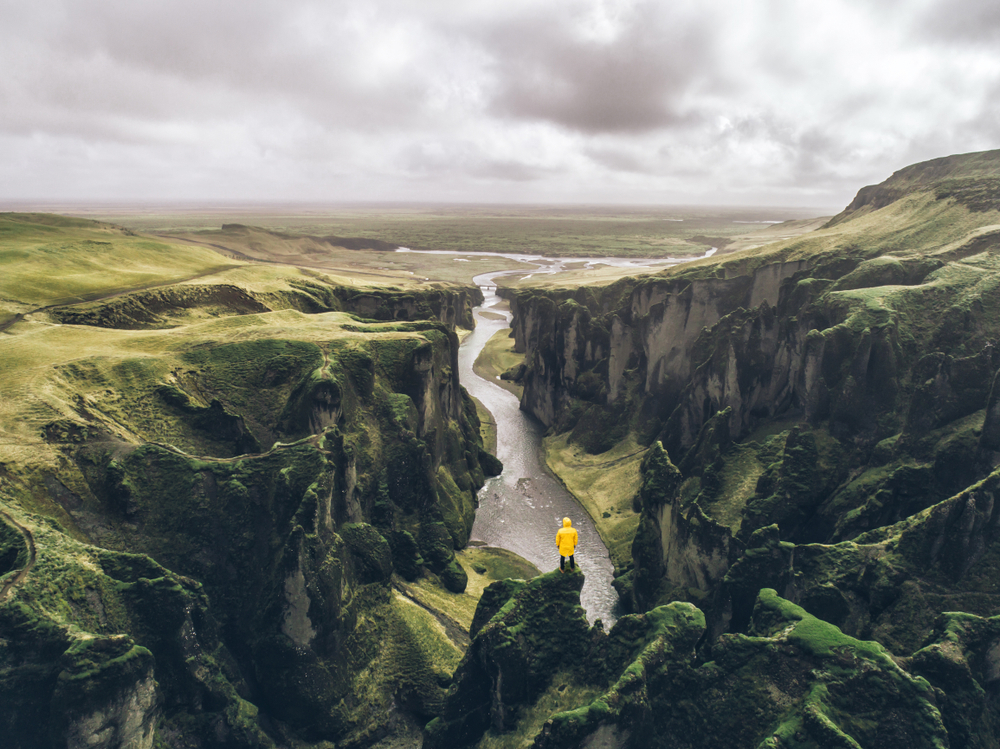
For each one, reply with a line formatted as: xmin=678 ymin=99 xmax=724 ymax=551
xmin=556 ymin=517 xmax=578 ymax=557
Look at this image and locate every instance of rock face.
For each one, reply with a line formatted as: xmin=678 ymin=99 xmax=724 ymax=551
xmin=50 ymin=279 xmax=482 ymax=331
xmin=535 ymin=589 xmax=954 ymax=749
xmin=425 ymin=571 xmax=591 ymax=748
xmin=496 ymin=149 xmax=1000 ymax=747
xmin=0 ymin=283 xmax=494 ymax=746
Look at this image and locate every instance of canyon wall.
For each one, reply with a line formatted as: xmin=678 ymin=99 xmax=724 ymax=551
xmin=505 ymin=156 xmax=1000 ymax=644
xmin=0 ymin=271 xmax=493 ymax=748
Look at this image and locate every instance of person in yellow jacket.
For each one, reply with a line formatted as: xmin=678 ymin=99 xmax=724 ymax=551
xmin=556 ymin=517 xmax=578 ymax=572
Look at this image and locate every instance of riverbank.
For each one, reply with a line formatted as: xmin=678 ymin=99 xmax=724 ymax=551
xmin=472 ymin=326 xmax=523 ymax=400
xmin=542 ymin=433 xmax=644 ymax=573
xmin=462 ymin=272 xmax=619 ymax=625
xmin=470 ymin=331 xmax=643 ymax=573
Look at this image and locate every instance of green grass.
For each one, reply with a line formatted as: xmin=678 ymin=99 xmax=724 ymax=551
xmin=391 ymin=592 xmax=465 ymax=674
xmin=61 ymin=204 xmax=828 ymax=259
xmin=543 ymin=433 xmax=643 ymax=570
xmin=473 ymin=328 xmax=524 ymax=399
xmin=0 ymin=307 xmax=431 ymax=502
xmin=398 ymin=546 xmax=539 ymax=633
xmin=0 ymin=213 xmax=241 ymax=315
xmin=700 ymin=444 xmax=765 ymax=533
xmin=471 ymin=395 xmax=498 ymax=456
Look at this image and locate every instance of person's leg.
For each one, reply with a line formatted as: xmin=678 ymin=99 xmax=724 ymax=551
xmin=560 ymin=555 xmax=566 ymax=571
xmin=570 ymin=554 xmax=575 ymax=570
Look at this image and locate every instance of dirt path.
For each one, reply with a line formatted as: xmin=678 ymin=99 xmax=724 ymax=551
xmin=393 ymin=582 xmax=471 ymax=650
xmin=0 ymin=510 xmax=37 ymax=602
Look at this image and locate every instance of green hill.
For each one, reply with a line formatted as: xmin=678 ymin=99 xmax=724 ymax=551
xmin=0 ymin=215 xmax=501 ymax=748
xmin=0 ymin=213 xmax=242 ymax=325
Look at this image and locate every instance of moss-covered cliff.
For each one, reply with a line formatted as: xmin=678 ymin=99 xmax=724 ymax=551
xmin=496 ymin=149 xmax=1000 ymax=747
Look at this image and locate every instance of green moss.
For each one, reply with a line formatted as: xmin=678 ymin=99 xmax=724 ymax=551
xmin=341 ymin=523 xmax=393 ymax=584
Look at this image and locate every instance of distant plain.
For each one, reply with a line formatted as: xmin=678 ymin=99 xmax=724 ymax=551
xmin=26 ymin=202 xmax=832 ymax=262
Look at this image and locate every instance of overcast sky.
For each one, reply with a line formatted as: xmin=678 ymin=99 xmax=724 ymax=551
xmin=2 ymin=0 xmax=999 ymax=208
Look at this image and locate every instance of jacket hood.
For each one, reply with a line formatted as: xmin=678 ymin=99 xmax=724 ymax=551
xmin=562 ymin=517 xmax=572 ymax=527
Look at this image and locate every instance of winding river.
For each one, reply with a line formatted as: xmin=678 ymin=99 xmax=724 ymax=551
xmin=460 ymin=271 xmax=619 ymax=626
xmin=428 ymin=250 xmax=715 ymax=626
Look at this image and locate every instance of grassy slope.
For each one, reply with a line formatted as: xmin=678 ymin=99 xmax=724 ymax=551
xmin=399 ymin=547 xmax=541 ymax=634
xmin=543 ymin=434 xmax=644 ymax=571
xmin=0 ymin=308 xmax=420 ymax=485
xmin=0 ymin=213 xmax=241 ymax=323
xmin=472 ymin=328 xmax=524 ymax=399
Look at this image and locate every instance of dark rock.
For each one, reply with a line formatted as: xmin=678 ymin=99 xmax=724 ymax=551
xmin=425 ymin=571 xmax=590 ymax=748
xmin=341 ymin=522 xmax=393 ymax=584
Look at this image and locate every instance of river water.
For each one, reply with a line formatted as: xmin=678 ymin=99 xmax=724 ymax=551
xmin=459 ymin=271 xmax=620 ymax=626
xmin=433 ymin=250 xmax=715 ymax=626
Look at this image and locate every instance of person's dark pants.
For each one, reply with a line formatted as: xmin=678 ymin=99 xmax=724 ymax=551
xmin=560 ymin=554 xmax=575 ymax=570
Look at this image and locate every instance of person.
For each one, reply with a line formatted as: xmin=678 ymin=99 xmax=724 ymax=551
xmin=556 ymin=517 xmax=578 ymax=572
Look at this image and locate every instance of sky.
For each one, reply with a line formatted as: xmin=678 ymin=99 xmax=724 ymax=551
xmin=2 ymin=0 xmax=999 ymax=209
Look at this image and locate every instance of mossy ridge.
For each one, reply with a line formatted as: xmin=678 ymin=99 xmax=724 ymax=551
xmin=425 ymin=571 xmax=592 ymax=748
xmin=0 ymin=504 xmax=272 ymax=749
xmin=66 ymin=330 xmax=489 ymax=741
xmin=533 ymin=590 xmax=948 ymax=749
xmin=721 ymin=466 xmax=1000 ymax=655
xmin=426 ymin=571 xmax=949 ymax=748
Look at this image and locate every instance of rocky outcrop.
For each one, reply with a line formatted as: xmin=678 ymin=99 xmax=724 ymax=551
xmin=536 ymin=590 xmax=953 ymax=749
xmin=625 ymin=442 xmax=731 ymax=612
xmin=714 ymin=466 xmax=1000 ymax=665
xmin=491 ymin=151 xmax=1000 ymax=747
xmin=509 ymin=259 xmax=810 ymax=448
xmin=0 ymin=518 xmax=274 ymax=749
xmin=425 ymin=571 xmax=591 ymax=748
xmin=340 ymin=287 xmax=481 ymax=329
xmin=426 ymin=566 xmax=965 ymax=749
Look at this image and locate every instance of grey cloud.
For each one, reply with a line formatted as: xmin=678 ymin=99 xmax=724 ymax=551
xmin=916 ymin=0 xmax=1000 ymax=43
xmin=585 ymin=147 xmax=650 ymax=174
xmin=481 ymin=3 xmax=713 ymax=134
xmin=398 ymin=139 xmax=554 ymax=183
xmin=2 ymin=0 xmax=998 ymax=206
xmin=2 ymin=0 xmax=438 ymax=138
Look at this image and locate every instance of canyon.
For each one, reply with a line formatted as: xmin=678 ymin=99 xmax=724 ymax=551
xmin=3 ymin=149 xmax=1000 ymax=748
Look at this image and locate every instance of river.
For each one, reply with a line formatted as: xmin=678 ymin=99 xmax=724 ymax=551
xmin=433 ymin=250 xmax=714 ymax=626
xmin=459 ymin=271 xmax=620 ymax=626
